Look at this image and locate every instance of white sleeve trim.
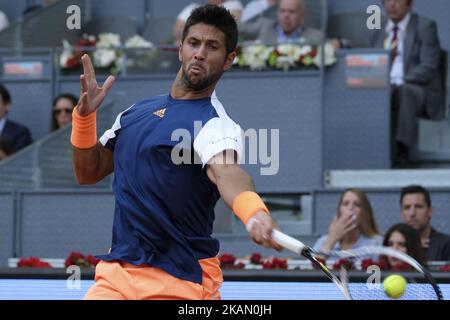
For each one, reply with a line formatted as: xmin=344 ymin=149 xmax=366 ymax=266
xmin=193 ymin=117 xmax=243 ymax=167
xmin=99 ymin=104 xmax=134 ymax=147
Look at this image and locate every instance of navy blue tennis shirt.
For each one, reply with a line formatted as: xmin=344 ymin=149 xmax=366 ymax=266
xmin=97 ymin=92 xmax=243 ymax=284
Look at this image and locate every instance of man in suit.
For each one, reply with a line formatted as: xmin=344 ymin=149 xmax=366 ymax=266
xmin=400 ymin=185 xmax=450 ymax=261
xmin=0 ymin=83 xmax=32 ymax=154
xmin=239 ymin=0 xmax=323 ymax=46
xmin=370 ymin=0 xmax=444 ymax=168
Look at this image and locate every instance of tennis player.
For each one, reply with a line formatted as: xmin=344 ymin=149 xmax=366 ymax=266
xmin=71 ymin=4 xmax=281 ymax=299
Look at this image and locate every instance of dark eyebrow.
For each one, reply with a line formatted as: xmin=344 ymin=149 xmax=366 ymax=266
xmin=186 ymin=36 xmax=199 ymax=42
xmin=186 ymin=36 xmax=222 ymax=46
xmin=206 ymin=39 xmax=221 ymax=45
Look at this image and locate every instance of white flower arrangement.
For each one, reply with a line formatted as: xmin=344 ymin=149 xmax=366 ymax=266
xmin=313 ymin=41 xmax=337 ymax=67
xmin=93 ymin=33 xmax=122 ymax=70
xmin=124 ymin=35 xmax=157 ymax=70
xmin=59 ymin=33 xmax=159 ymax=75
xmin=124 ymin=35 xmax=154 ymax=49
xmin=96 ymin=33 xmax=121 ymax=49
xmin=235 ymin=41 xmax=337 ymax=71
xmin=59 ymin=39 xmax=73 ymax=69
xmin=237 ymin=44 xmax=274 ymax=71
xmin=59 ymin=34 xmax=97 ymax=70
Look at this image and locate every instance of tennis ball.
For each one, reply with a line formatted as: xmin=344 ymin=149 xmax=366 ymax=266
xmin=383 ymin=275 xmax=407 ymax=299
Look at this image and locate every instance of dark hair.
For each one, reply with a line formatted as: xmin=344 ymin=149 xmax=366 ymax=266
xmin=400 ymin=185 xmax=431 ymax=207
xmin=0 ymin=83 xmax=11 ymax=105
xmin=382 ymin=223 xmax=426 ymax=267
xmin=51 ymin=93 xmax=78 ymax=131
xmin=182 ymin=4 xmax=238 ymax=54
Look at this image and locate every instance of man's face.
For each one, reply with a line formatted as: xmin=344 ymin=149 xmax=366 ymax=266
xmin=277 ymin=0 xmax=303 ymax=34
xmin=401 ymin=193 xmax=433 ymax=232
xmin=0 ymin=96 xmax=9 ymax=119
xmin=179 ymin=23 xmax=235 ymax=91
xmin=383 ymin=0 xmax=411 ymax=23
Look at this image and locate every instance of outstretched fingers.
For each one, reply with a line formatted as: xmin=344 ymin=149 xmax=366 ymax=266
xmin=80 ymin=74 xmax=88 ymax=95
xmin=81 ymin=54 xmax=97 ymax=86
xmin=102 ymin=75 xmax=116 ymax=96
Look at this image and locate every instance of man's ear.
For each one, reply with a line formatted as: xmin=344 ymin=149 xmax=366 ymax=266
xmin=223 ymin=51 xmax=237 ymax=71
xmin=178 ymin=41 xmax=183 ymax=62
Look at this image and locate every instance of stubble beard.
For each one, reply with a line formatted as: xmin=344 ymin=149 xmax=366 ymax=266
xmin=181 ymin=63 xmax=222 ymax=92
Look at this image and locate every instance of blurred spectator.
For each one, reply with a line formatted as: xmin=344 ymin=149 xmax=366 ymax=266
xmin=51 ymin=93 xmax=78 ymax=131
xmin=313 ymin=188 xmax=382 ymax=254
xmin=0 ymin=83 xmax=32 ymax=154
xmin=0 ymin=137 xmax=13 ymax=161
xmin=241 ymin=0 xmax=278 ymax=23
xmin=400 ymin=185 xmax=450 ymax=261
xmin=370 ymin=0 xmax=444 ymax=168
xmin=173 ymin=1 xmax=243 ymax=44
xmin=239 ymin=0 xmax=323 ymax=45
xmin=0 ymin=10 xmax=9 ymax=32
xmin=381 ymin=223 xmax=426 ymax=269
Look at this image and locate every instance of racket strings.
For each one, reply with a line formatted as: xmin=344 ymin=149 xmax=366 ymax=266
xmin=346 ymin=277 xmax=438 ymax=300
xmin=310 ymin=246 xmax=443 ymax=300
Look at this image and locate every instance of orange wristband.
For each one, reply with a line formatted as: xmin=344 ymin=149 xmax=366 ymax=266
xmin=232 ymin=191 xmax=269 ymax=225
xmin=70 ymin=108 xmax=97 ymax=149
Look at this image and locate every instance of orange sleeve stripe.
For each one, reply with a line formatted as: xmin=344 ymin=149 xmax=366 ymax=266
xmin=232 ymin=191 xmax=269 ymax=225
xmin=70 ymin=108 xmax=97 ymax=149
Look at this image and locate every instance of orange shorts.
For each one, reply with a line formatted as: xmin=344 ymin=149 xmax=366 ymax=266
xmin=83 ymin=257 xmax=223 ymax=300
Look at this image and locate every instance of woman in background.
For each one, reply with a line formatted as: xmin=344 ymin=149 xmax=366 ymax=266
xmin=314 ymin=188 xmax=382 ymax=252
xmin=382 ymin=223 xmax=427 ymax=269
xmin=51 ymin=93 xmax=77 ymax=131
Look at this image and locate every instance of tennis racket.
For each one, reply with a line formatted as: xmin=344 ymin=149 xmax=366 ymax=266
xmin=272 ymin=230 xmax=443 ymax=300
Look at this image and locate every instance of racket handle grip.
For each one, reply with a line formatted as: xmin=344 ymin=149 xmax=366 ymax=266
xmin=272 ymin=229 xmax=306 ymax=254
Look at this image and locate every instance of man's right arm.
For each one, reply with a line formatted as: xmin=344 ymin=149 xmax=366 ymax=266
xmin=71 ymin=54 xmax=115 ymax=185
xmin=72 ymin=142 xmax=114 ymax=184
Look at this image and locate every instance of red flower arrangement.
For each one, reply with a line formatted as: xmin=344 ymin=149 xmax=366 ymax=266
xmin=218 ymin=253 xmax=245 ymax=269
xmin=65 ymin=252 xmax=100 ymax=268
xmin=17 ymin=257 xmax=52 ymax=268
xmin=332 ymin=259 xmax=355 ymax=270
xmin=262 ymin=257 xmax=288 ymax=269
xmin=390 ymin=262 xmax=413 ymax=271
xmin=250 ymin=252 xmax=262 ymax=265
xmin=60 ymin=35 xmax=96 ymax=70
xmin=439 ymin=265 xmax=450 ymax=272
xmin=219 ymin=253 xmax=236 ymax=266
xmin=360 ymin=258 xmax=389 ymax=270
xmin=248 ymin=252 xmax=288 ymax=269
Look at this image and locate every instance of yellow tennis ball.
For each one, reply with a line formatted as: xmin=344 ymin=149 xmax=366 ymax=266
xmin=383 ymin=275 xmax=407 ymax=299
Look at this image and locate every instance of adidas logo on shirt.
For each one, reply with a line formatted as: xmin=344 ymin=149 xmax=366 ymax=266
xmin=153 ymin=108 xmax=166 ymax=118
